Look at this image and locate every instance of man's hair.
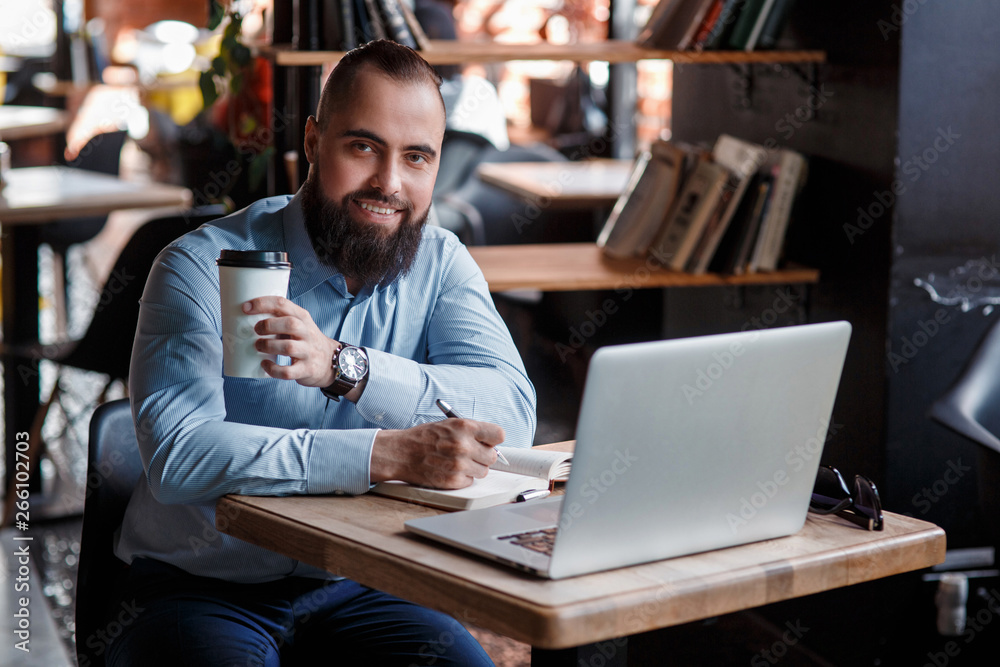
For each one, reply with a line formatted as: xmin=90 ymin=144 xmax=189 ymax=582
xmin=315 ymin=39 xmax=444 ymax=129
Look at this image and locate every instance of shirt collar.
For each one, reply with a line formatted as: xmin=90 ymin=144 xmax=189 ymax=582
xmin=282 ymin=190 xmax=349 ymax=298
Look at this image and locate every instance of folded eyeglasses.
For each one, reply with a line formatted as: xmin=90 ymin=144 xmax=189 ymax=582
xmin=809 ymin=465 xmax=884 ymax=531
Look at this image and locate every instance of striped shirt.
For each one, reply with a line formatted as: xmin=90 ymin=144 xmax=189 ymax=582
xmin=115 ymin=193 xmax=536 ymax=582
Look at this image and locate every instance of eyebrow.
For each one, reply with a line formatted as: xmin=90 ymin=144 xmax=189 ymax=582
xmin=342 ymin=129 xmax=438 ymax=159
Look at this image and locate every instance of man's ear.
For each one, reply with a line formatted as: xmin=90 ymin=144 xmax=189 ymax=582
xmin=303 ymin=115 xmax=319 ymax=164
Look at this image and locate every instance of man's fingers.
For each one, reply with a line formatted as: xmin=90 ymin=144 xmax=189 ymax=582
xmin=254 ymin=315 xmax=307 ymax=337
xmin=243 ymin=296 xmax=306 ymax=318
xmin=242 ymin=295 xmax=287 ymax=313
xmin=471 ymin=421 xmax=505 ymax=447
xmin=255 ymin=337 xmax=302 ymax=357
xmin=434 ymin=419 xmax=504 ymax=469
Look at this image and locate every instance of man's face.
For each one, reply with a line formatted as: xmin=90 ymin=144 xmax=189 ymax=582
xmin=301 ymin=67 xmax=445 ymax=287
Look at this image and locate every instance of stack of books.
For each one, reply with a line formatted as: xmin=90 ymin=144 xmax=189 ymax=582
xmin=597 ymin=135 xmax=808 ymax=275
xmin=637 ymin=0 xmax=798 ymax=51
xmin=296 ymin=0 xmax=429 ymax=51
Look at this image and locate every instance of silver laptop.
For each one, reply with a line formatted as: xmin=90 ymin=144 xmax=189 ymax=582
xmin=406 ymin=321 xmax=852 ymax=579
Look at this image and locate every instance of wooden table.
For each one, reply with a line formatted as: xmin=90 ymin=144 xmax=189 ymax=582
xmin=476 ymin=159 xmax=633 ymax=210
xmin=217 ymin=443 xmax=945 ymax=664
xmin=0 ymin=166 xmax=191 ymax=223
xmin=0 ymin=166 xmax=190 ymax=488
xmin=468 ymin=242 xmax=820 ymax=292
xmin=0 ymin=106 xmax=69 ymax=142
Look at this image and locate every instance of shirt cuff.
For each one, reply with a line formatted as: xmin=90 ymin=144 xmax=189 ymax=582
xmin=306 ymin=428 xmax=378 ymax=495
xmin=355 ymin=348 xmax=423 ymax=429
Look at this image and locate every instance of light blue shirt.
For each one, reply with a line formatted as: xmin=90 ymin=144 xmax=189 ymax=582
xmin=115 ymin=193 xmax=536 ymax=582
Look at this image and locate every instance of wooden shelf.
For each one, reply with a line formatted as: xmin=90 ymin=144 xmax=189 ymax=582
xmin=468 ymin=243 xmax=819 ymax=293
xmin=268 ymin=39 xmax=826 ymax=67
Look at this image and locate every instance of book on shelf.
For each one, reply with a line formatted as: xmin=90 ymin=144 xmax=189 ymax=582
xmin=294 ymin=0 xmax=324 ymax=50
xmin=688 ymin=0 xmax=725 ymax=51
xmin=682 ymin=169 xmax=741 ymax=273
xmin=597 ymin=140 xmax=688 ymax=259
xmin=363 ymin=0 xmax=389 ymax=40
xmin=322 ymin=0 xmax=344 ymax=51
xmin=648 ymin=153 xmax=731 ymax=271
xmin=324 ymin=0 xmax=425 ymax=50
xmin=352 ymin=0 xmax=376 ymax=44
xmin=709 ymin=171 xmax=772 ymax=275
xmin=755 ymin=0 xmax=798 ymax=50
xmin=700 ymin=0 xmax=744 ymax=50
xmin=372 ymin=446 xmax=573 ymax=511
xmin=376 ymin=0 xmax=418 ymax=49
xmin=676 ymin=0 xmax=722 ymax=51
xmin=637 ymin=0 xmax=686 ymax=48
xmin=338 ymin=0 xmax=359 ymax=49
xmin=685 ymin=134 xmax=768 ymax=274
xmin=748 ymin=148 xmax=807 ymax=271
xmin=599 ymin=132 xmax=806 ymax=275
xmin=727 ymin=0 xmax=776 ymax=51
xmin=396 ymin=0 xmax=431 ymax=50
xmin=638 ymin=0 xmax=718 ymax=51
xmin=597 ymin=149 xmax=653 ymax=257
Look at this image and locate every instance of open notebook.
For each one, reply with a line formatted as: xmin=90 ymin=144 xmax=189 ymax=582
xmin=372 ymin=446 xmax=572 ymax=510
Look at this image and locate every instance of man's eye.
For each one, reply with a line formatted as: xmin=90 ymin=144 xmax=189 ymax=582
xmin=353 ymin=143 xmax=373 ymax=152
xmin=408 ymin=154 xmax=428 ymax=164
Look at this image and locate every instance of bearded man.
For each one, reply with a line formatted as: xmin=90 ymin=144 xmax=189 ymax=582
xmin=108 ymin=40 xmax=535 ymax=666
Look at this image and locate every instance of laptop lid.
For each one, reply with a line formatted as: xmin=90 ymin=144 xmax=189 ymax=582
xmin=406 ymin=321 xmax=852 ymax=579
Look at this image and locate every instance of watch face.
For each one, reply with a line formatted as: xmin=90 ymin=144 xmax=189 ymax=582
xmin=338 ymin=346 xmax=368 ymax=381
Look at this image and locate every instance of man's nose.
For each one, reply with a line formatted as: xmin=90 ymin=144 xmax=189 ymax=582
xmin=370 ymin=157 xmax=402 ymax=195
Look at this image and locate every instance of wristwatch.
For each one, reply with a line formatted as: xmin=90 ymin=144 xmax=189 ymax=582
xmin=320 ymin=343 xmax=369 ymax=401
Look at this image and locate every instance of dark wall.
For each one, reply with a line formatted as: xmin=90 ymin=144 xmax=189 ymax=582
xmin=667 ymin=2 xmax=900 ymax=488
xmin=887 ymin=1 xmax=1000 ymax=549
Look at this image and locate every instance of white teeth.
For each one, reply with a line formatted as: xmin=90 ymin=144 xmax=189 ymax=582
xmin=360 ymin=202 xmax=395 ymax=215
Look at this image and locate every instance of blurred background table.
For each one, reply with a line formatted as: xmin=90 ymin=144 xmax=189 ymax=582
xmin=0 ymin=165 xmax=190 ymax=492
xmin=0 ymin=105 xmax=69 ymax=142
xmin=475 ymin=158 xmax=632 ymax=210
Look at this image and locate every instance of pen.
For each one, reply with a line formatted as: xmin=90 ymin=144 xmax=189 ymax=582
xmin=516 ymin=489 xmax=551 ymax=502
xmin=435 ymin=398 xmax=510 ymax=466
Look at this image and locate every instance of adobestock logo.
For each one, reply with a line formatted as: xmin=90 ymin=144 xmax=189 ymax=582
xmin=751 ymin=619 xmax=810 ymax=666
xmin=77 ymin=599 xmax=145 ymax=666
xmin=844 ymin=126 xmax=960 ymax=245
xmin=558 ymin=449 xmax=639 ymax=532
xmin=681 ymin=342 xmax=745 ymax=404
xmin=726 ymin=419 xmax=842 ymax=534
xmin=912 ymin=459 xmax=971 ymax=515
xmin=886 ymin=308 xmax=952 ymax=373
xmin=683 ymin=289 xmax=802 ymax=405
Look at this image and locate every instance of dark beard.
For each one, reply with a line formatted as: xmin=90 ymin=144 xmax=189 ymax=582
xmin=300 ymin=174 xmax=426 ymax=288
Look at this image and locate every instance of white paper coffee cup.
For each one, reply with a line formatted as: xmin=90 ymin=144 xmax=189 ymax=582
xmin=217 ymin=250 xmax=293 ymax=378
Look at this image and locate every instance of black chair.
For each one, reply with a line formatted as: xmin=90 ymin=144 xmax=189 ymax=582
xmin=929 ymin=316 xmax=1000 ymax=550
xmin=36 ymin=205 xmax=227 ymax=381
xmin=2 ymin=56 xmax=51 ymax=106
xmin=432 ymin=141 xmax=571 ymax=246
xmin=40 ymin=129 xmax=128 ymax=333
xmin=433 ymin=129 xmax=496 ymax=199
xmin=0 ymin=205 xmax=227 ymax=525
xmin=75 ymin=398 xmax=142 ymax=667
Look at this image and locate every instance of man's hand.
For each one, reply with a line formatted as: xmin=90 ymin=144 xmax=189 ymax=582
xmin=371 ymin=419 xmax=506 ymax=489
xmin=244 ymin=296 xmax=338 ymax=387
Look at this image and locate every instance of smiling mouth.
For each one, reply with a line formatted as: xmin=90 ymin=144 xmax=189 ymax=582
xmin=358 ymin=201 xmax=400 ymax=215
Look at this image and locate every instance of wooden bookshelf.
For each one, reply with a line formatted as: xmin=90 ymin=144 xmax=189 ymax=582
xmin=267 ymin=35 xmax=825 ymax=295
xmin=267 ymin=39 xmax=826 ymax=67
xmin=468 ymin=243 xmax=819 ymax=293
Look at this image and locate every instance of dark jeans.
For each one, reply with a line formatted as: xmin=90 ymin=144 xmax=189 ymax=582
xmin=105 ymin=558 xmax=493 ymax=667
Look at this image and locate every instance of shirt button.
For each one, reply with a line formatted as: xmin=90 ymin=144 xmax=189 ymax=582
xmin=373 ymin=413 xmax=384 ymax=421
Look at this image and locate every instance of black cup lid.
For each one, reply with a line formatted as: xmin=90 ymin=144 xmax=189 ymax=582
xmin=216 ymin=250 xmax=292 ymax=269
